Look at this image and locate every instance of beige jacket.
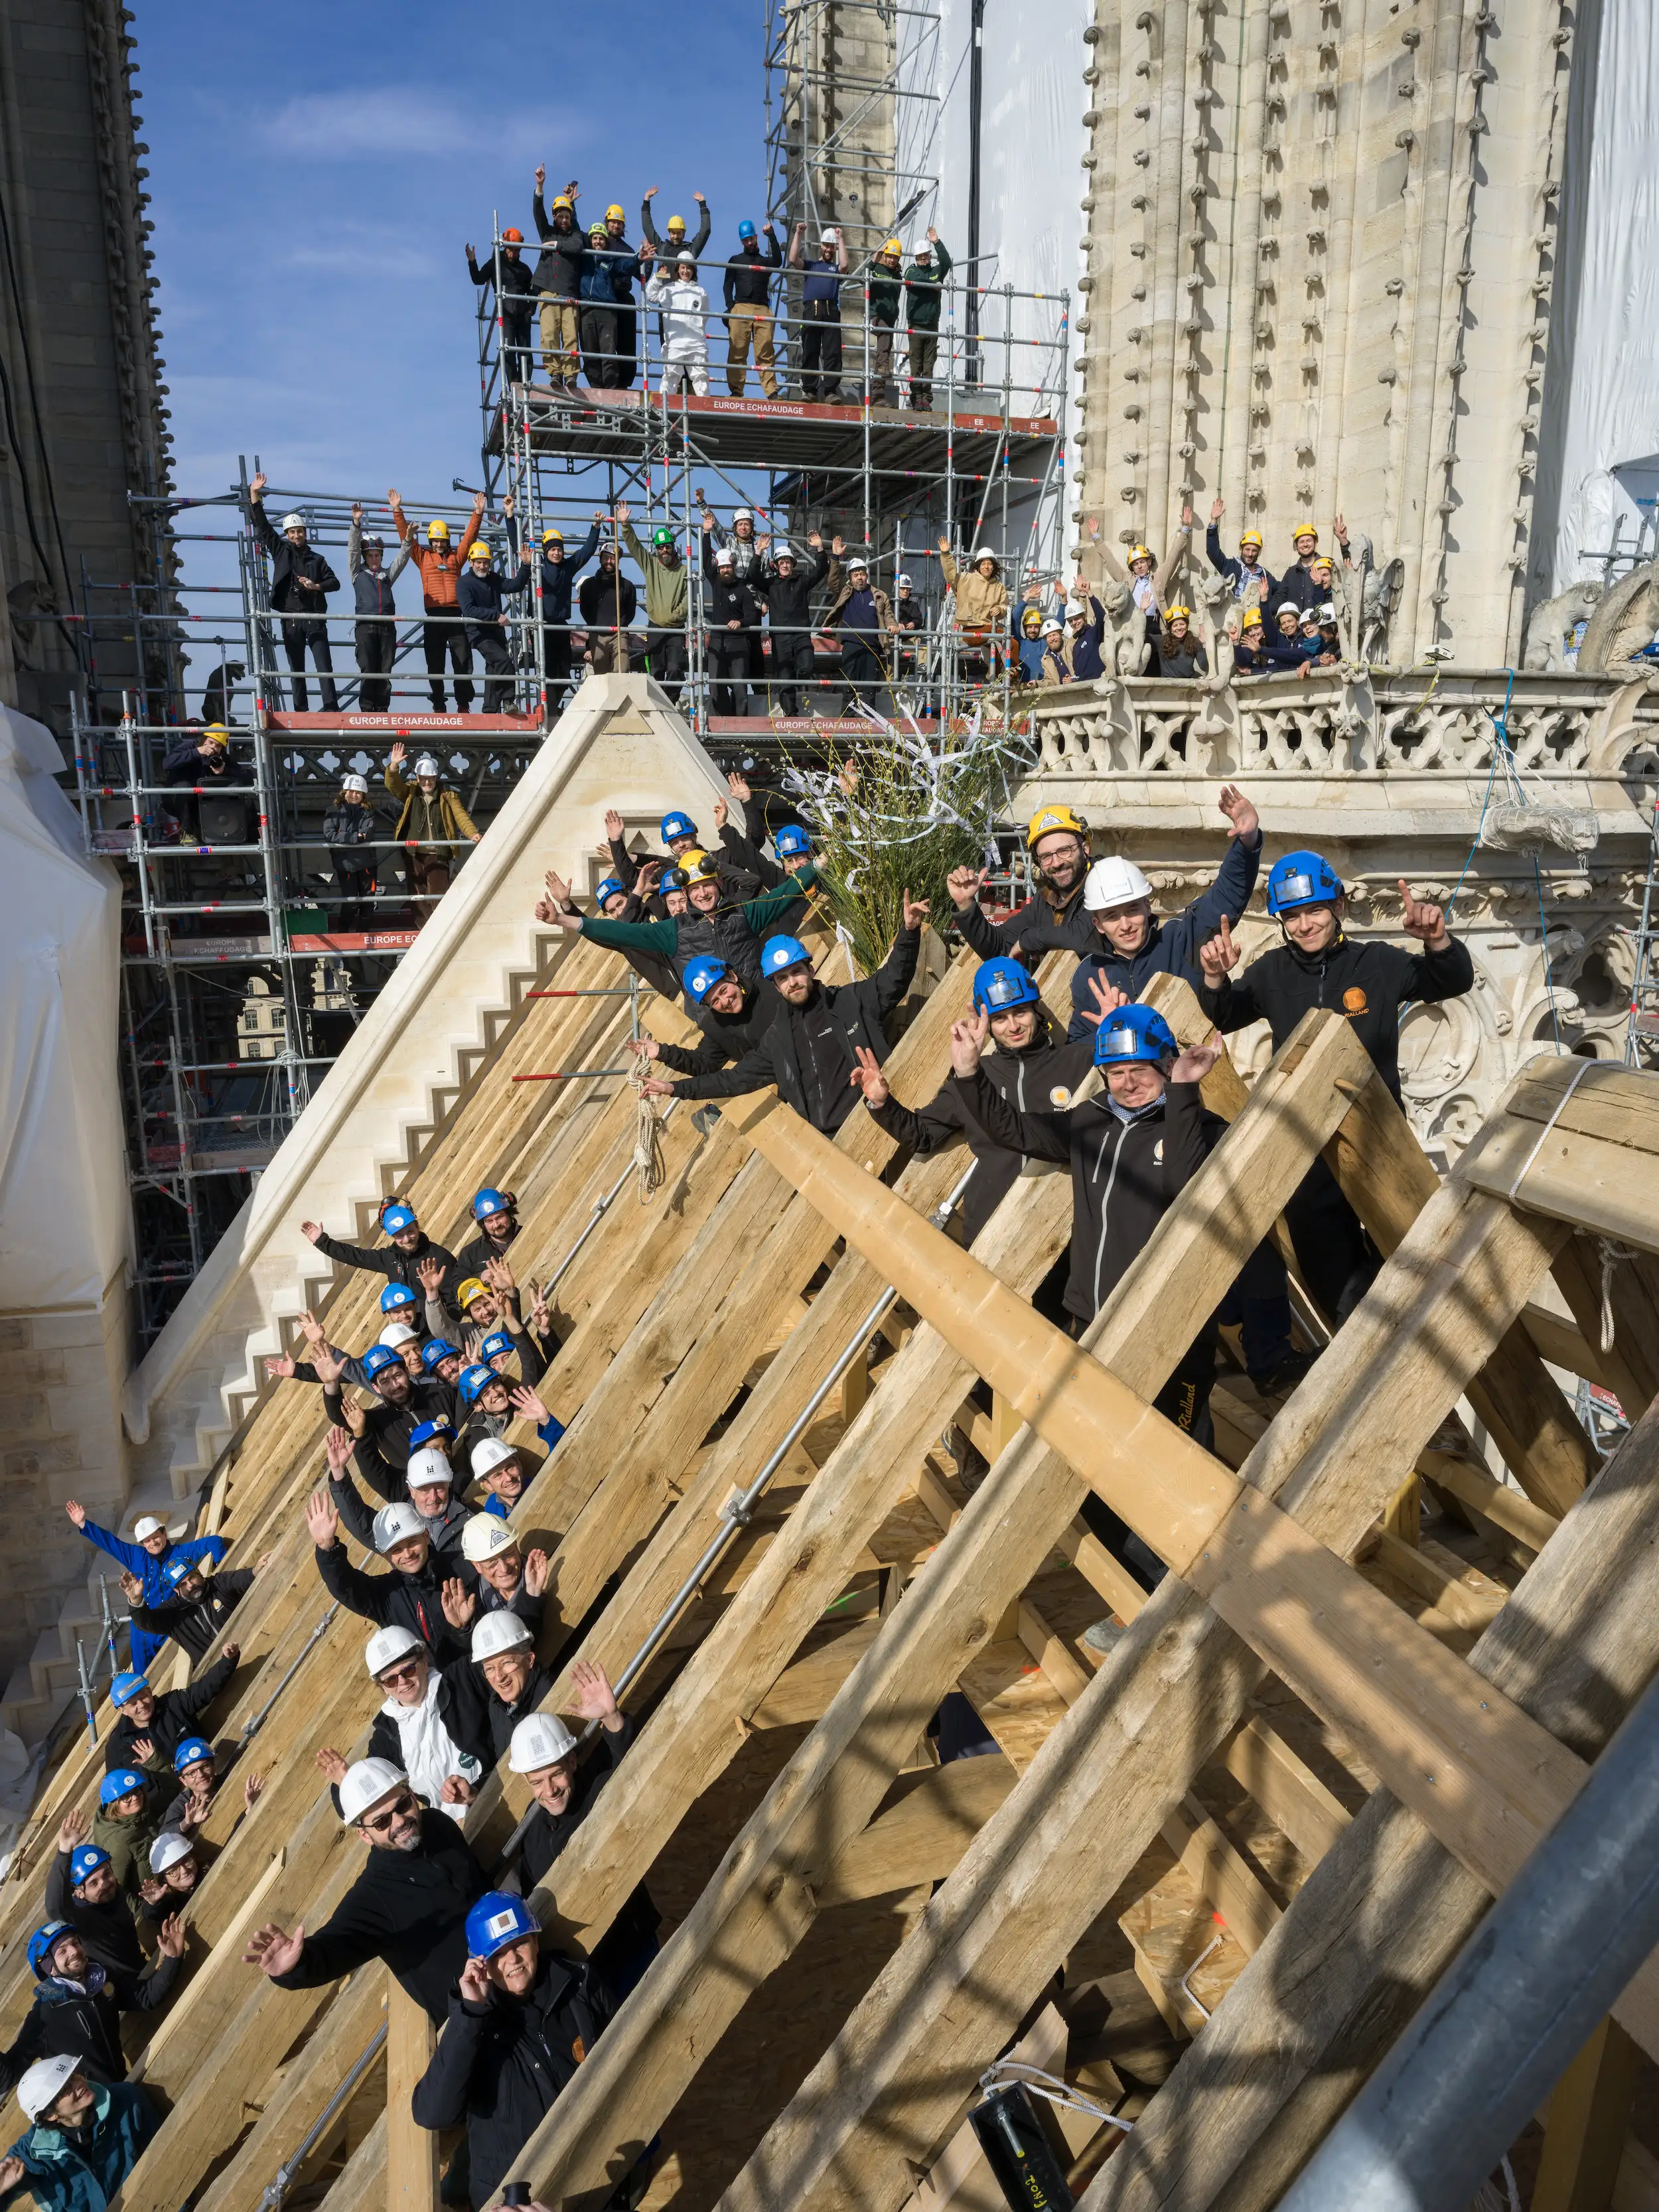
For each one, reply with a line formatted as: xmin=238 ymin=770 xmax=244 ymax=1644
xmin=940 ymin=552 xmax=1009 ymax=632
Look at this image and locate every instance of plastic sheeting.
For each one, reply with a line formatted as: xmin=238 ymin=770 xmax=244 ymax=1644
xmin=1538 ymin=0 xmax=1659 ymax=592
xmin=0 ymin=705 xmax=131 ymax=1310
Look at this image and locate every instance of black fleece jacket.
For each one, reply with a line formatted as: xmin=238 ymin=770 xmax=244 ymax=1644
xmin=105 ymin=1653 xmax=238 ymax=1775
xmin=269 ymin=1807 xmax=489 ymax=2024
xmin=313 ymin=1538 xmax=470 ymax=1667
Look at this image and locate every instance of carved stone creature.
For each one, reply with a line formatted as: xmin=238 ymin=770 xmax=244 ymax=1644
xmin=1343 ymin=533 xmax=1404 ymax=661
xmin=1577 ymin=561 xmax=1659 ymax=681
xmin=1522 ymin=579 xmax=1605 ymax=671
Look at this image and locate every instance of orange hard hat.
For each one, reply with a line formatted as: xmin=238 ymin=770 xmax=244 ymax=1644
xmin=502 ymin=227 xmax=524 ymax=243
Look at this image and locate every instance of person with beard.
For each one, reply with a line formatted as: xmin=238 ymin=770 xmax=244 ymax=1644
xmin=306 ymin=1477 xmax=470 ymax=1667
xmin=299 ymin=1198 xmax=455 ymax=1296
xmin=3 ymin=1917 xmax=182 ymax=2094
xmin=624 ymin=954 xmax=780 ymax=1083
xmin=948 ymin=802 xmax=1094 ymax=964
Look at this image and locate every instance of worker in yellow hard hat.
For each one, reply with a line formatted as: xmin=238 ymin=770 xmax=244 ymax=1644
xmin=1153 ymin=601 xmax=1208 ymax=679
xmin=640 ymin=186 xmax=710 ymax=373
xmin=946 ymin=801 xmax=1093 ymax=961
xmin=580 ymin=201 xmax=646 ymax=390
xmin=531 ymin=165 xmax=586 ymax=391
xmin=723 ymin=215 xmax=782 ymax=399
xmin=456 ymin=494 xmax=532 ymax=713
xmin=386 ymin=482 xmax=486 ymax=711
xmin=862 ymin=232 xmax=908 ymax=405
xmin=1206 ymin=495 xmax=1277 ymax=612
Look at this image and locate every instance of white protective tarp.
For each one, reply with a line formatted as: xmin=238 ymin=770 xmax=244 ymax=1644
xmin=0 ymin=705 xmax=131 ymax=1310
xmin=1538 ymin=0 xmax=1659 ymax=591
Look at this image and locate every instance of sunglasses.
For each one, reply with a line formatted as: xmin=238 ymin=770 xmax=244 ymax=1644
xmin=378 ymin=1661 xmax=425 ymax=1689
xmin=360 ymin=1791 xmax=419 ymax=1833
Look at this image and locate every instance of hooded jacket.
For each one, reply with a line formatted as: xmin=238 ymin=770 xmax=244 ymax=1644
xmin=1015 ymin=832 xmax=1263 ymax=1041
xmin=0 ymin=2080 xmax=159 ymax=2212
xmin=128 ymin=1568 xmax=254 ymax=1668
xmin=411 ymin=1949 xmax=614 ymax=2208
xmin=669 ymin=926 xmax=920 ymax=1133
xmin=0 ymin=1951 xmax=180 ymax=2095
xmin=953 ymin=1071 xmax=1218 ymax=1322
xmin=104 ymin=1653 xmax=237 ymax=1777
xmin=575 ymin=559 xmax=638 ymax=632
xmin=246 ymin=503 xmax=340 ymax=617
xmin=869 ymin=1028 xmax=1093 ymax=1243
xmin=644 ymin=269 xmax=710 ymax=354
xmin=1199 ymin=930 xmax=1474 ymax=1103
xmin=269 ymin=1807 xmax=490 ymax=2024
xmin=940 ymin=551 xmax=1007 ymax=633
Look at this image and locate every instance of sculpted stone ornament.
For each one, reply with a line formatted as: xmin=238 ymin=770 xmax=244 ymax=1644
xmin=1522 ymin=578 xmax=1605 ymax=672
xmin=1577 ymin=559 xmax=1659 ymax=681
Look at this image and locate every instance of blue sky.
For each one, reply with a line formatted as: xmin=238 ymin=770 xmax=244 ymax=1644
xmin=135 ymin=1 xmax=767 ymax=675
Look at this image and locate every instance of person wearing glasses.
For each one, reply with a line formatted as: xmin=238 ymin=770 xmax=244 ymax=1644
xmin=241 ymin=1754 xmax=489 ymax=2024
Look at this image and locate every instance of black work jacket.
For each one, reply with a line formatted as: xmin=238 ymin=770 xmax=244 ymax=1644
xmin=530 ymin=197 xmax=585 ymax=297
xmin=248 ymin=502 xmax=340 ymax=614
xmin=314 ymin=1227 xmax=456 ymax=1290
xmin=0 ymin=1953 xmax=180 ymax=2095
xmin=128 ymin=1570 xmax=253 ymax=1667
xmin=105 ymin=1653 xmax=236 ymax=1775
xmin=314 ymin=1540 xmax=470 ymax=1667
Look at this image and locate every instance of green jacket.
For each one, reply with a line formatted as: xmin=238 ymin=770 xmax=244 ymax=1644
xmin=91 ymin=1801 xmax=165 ymax=1898
xmin=904 ymin=240 xmax=952 ymax=332
xmin=864 ymin=257 xmax=903 ymax=328
xmin=580 ymin=868 xmax=817 ymax=989
xmin=619 ymin=523 xmax=689 ymax=628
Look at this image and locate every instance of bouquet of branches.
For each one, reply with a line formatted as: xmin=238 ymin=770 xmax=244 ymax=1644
xmin=784 ymin=704 xmax=1037 ymax=975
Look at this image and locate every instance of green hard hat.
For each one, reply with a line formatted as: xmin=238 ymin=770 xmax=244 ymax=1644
xmin=652 ymin=525 xmax=676 ymax=549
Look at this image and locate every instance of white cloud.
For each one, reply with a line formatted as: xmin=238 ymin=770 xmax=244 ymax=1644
xmin=257 ymin=86 xmax=557 ymax=162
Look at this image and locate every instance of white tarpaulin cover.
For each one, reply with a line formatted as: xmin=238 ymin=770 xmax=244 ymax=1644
xmin=1538 ymin=0 xmax=1659 ymax=591
xmin=0 ymin=706 xmax=130 ymax=1310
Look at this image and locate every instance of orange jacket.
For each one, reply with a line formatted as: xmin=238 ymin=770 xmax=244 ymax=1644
xmin=394 ymin=504 xmax=484 ymax=612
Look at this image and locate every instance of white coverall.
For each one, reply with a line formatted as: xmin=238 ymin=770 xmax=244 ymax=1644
xmin=646 ymin=271 xmax=711 ymax=395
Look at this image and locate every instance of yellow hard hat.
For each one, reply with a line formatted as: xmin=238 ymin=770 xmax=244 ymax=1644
xmin=551 ymin=194 xmax=573 ymax=214
xmin=1026 ymin=803 xmax=1088 ymax=851
xmin=466 ymin=541 xmax=492 ymax=565
xmin=1291 ymin=523 xmax=1319 ymax=544
xmin=681 ymin=848 xmax=721 ymax=886
xmin=882 ymin=236 xmax=902 ymax=257
xmin=200 ymin=722 xmax=229 ymax=742
xmin=456 ymin=1276 xmax=490 ymax=1310
xmin=666 ymin=212 xmax=686 ymax=234
xmin=605 ymin=203 xmax=625 ymax=223
xmin=541 ymin=526 xmax=563 ymax=544
xmin=1127 ymin=543 xmax=1153 ymax=565
xmin=1241 ymin=608 xmax=1264 ymax=630
xmin=1164 ymin=603 xmax=1192 ymax=623
xmin=1239 ymin=529 xmax=1263 ymax=549
xmin=426 ymin=519 xmax=450 ymax=541
xmin=1310 ymin=553 xmax=1334 ymax=573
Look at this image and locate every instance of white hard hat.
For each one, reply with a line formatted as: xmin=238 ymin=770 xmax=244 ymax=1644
xmin=338 ymin=1756 xmax=408 ymax=1825
xmin=406 ymin=1446 xmax=453 ymax=1489
xmin=19 ymin=2054 xmax=81 ymax=2122
xmin=1064 ymin=600 xmax=1088 ymax=621
xmin=365 ymin=1623 xmax=425 ymax=1678
xmin=847 ymin=553 xmax=869 ymax=573
xmin=341 ymin=772 xmax=369 ymax=795
xmin=773 ymin=541 xmax=795 ymax=561
xmin=1083 ymin=856 xmax=1153 ymax=912
xmin=462 ymin=1513 xmax=517 ymax=1564
xmin=508 ymin=1710 xmax=578 ymax=1772
xmin=1317 ymin=601 xmax=1338 ymax=622
xmin=1043 ymin=618 xmax=1063 ymax=638
xmin=970 ymin=545 xmax=998 ymax=565
xmin=414 ymin=753 xmax=441 ymax=778
xmin=149 ymin=1831 xmax=196 ymax=1877
xmin=470 ymin=1436 xmax=520 ymax=1480
xmin=714 ymin=545 xmax=735 ymax=566
xmin=372 ymin=1501 xmax=425 ymax=1552
xmin=378 ymin=1321 xmax=419 ymax=1348
xmin=472 ymin=1610 xmax=533 ymax=1662
xmin=281 ymin=512 xmax=306 ymax=532
xmin=912 ymin=239 xmax=934 ymax=257
xmin=133 ymin=1515 xmax=167 ymax=1541
xmin=733 ymin=508 xmax=753 ymax=525
xmin=896 ymin=572 xmax=912 ymax=589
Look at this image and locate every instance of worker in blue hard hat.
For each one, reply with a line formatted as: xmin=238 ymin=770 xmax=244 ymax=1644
xmin=639 ymin=897 xmax=928 ymax=1135
xmin=411 ymin=1888 xmax=616 ymax=2207
xmin=104 ymin=1643 xmax=240 ymax=1783
xmin=723 ymin=214 xmax=782 ymax=397
xmin=298 ymin=1196 xmax=455 ymax=1292
xmin=446 ymin=1186 xmax=522 ymax=1292
xmin=159 ymin=1733 xmax=264 ymax=1840
xmin=125 ymin=1543 xmax=265 ymax=1668
xmin=538 ymin=841 xmax=818 ymax=1001
xmin=44 ymin=1809 xmax=151 ymax=1980
xmin=3 ymin=1913 xmax=182 ymax=2099
xmin=60 ymin=1504 xmax=226 ymax=1677
xmin=626 ymin=950 xmax=780 ymax=1084
xmin=849 ymin=957 xmax=1091 ymax=1245
xmin=1198 ymin=851 xmax=1473 ymax=1323
xmin=88 ymin=1769 xmax=165 ymax=1900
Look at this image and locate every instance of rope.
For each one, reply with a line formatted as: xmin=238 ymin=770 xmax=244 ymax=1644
xmin=1597 ymin=1237 xmax=1640 ymax=1353
xmin=977 ymin=2058 xmax=1135 ymax=2136
xmin=630 ymin=1066 xmax=667 ymax=1204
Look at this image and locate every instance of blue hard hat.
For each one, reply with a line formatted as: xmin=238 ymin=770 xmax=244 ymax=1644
xmin=380 ymin=1202 xmax=417 ymax=1236
xmin=409 ymin=1417 xmax=454 ymax=1450
xmin=738 ymin=220 xmax=757 ymax=241
xmin=421 ymin=1338 xmax=459 ymax=1372
xmin=660 ymin=810 xmax=697 ymax=843
xmin=761 ymin=934 xmax=812 ymax=978
xmin=472 ymin=1186 xmax=512 ymax=1221
xmin=1266 ymin=849 xmax=1342 ymax=917
xmin=773 ymin=823 xmax=811 ymax=859
xmin=111 ymin=1671 xmax=150 ymax=1708
xmin=458 ymin=1361 xmax=496 ymax=1404
xmin=163 ymin=1555 xmax=199 ymax=1590
xmin=174 ymin=1736 xmax=214 ymax=1775
xmin=100 ymin=1767 xmax=149 ymax=1807
xmin=1093 ymin=1003 xmax=1179 ymax=1069
xmin=478 ymin=1330 xmax=514 ymax=1364
xmin=380 ymin=1282 xmax=418 ymax=1315
xmin=684 ymin=957 xmax=732 ymax=1005
xmin=595 ymin=875 xmax=626 ymax=908
xmin=972 ymin=958 xmax=1042 ymax=1018
xmin=465 ymin=1889 xmax=540 ymax=1961
xmin=660 ymin=866 xmax=689 ymax=894
xmin=68 ymin=1845 xmax=111 ymax=1889
xmin=362 ymin=1344 xmax=402 ymax=1382
xmin=29 ymin=1921 xmax=77 ymax=1980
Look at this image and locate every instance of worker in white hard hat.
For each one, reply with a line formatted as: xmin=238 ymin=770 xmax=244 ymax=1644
xmin=246 ymin=469 xmax=342 ymax=711
xmin=385 ymin=738 xmax=480 ymax=922
xmin=1 ymin=2055 xmax=159 ymax=2212
xmin=451 ymin=1612 xmax=553 ymax=1765
xmin=450 ymin=1509 xmax=549 ymax=1633
xmin=936 ymin=533 xmax=1009 ymax=684
xmin=323 ymin=765 xmax=390 ymax=932
xmin=306 ymin=1455 xmax=470 ymax=1664
xmin=61 ymin=1503 xmax=226 ymax=1677
xmin=788 ymin=216 xmax=851 ymax=399
xmin=243 ymin=1752 xmax=490 ymax=2023
xmin=508 ymin=1658 xmax=662 ymax=1994
xmin=314 ymin=1625 xmax=484 ymax=1818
